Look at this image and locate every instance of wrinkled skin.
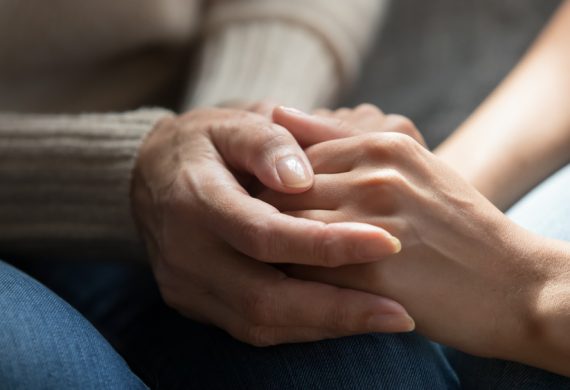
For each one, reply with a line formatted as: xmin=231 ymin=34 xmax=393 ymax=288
xmin=131 ymin=107 xmax=418 ymax=346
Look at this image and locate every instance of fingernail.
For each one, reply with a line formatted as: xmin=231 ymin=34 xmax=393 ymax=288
xmin=390 ymin=237 xmax=402 ymax=253
xmin=358 ymin=232 xmax=402 ymax=259
xmin=276 ymin=155 xmax=312 ymax=188
xmin=279 ymin=106 xmax=309 ymax=117
xmin=368 ymin=314 xmax=415 ymax=333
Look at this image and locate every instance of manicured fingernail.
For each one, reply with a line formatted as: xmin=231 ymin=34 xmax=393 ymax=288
xmin=368 ymin=314 xmax=415 ymax=333
xmin=276 ymin=155 xmax=312 ymax=188
xmin=279 ymin=106 xmax=309 ymax=117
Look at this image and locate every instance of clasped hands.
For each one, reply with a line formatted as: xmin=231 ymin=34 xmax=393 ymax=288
xmin=132 ymin=102 xmax=557 ymax=363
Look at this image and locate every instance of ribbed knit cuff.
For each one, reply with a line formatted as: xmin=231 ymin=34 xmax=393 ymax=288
xmin=0 ymin=108 xmax=173 ymax=245
xmin=186 ymin=20 xmax=338 ymax=111
xmin=184 ymin=0 xmax=388 ymax=111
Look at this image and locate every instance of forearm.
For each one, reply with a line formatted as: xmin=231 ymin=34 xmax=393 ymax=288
xmin=435 ymin=0 xmax=570 ymax=210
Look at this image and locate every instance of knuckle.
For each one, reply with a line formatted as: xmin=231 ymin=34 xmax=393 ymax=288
xmin=241 ymin=217 xmax=271 ymax=260
xmin=250 ymin=128 xmax=295 ymax=167
xmin=384 ymin=131 xmax=412 ymax=148
xmin=386 ymin=114 xmax=418 ymax=136
xmin=311 ymin=225 xmax=339 ymax=267
xmin=361 ymin=134 xmax=389 ymax=156
xmin=242 ymin=215 xmax=291 ymax=264
xmin=355 ymin=103 xmax=382 ymax=115
xmin=360 ymin=133 xmax=414 ymax=155
xmin=251 ymin=126 xmax=283 ymax=153
xmin=356 ymin=168 xmax=409 ymax=192
xmin=381 ymin=132 xmax=419 ymax=155
xmin=325 ymin=304 xmax=354 ymax=332
xmin=242 ymin=286 xmax=274 ymax=325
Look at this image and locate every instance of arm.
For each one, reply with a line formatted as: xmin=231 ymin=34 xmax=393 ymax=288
xmin=262 ymin=108 xmax=570 ymax=376
xmin=184 ymin=0 xmax=388 ymax=111
xmin=0 ymin=0 xmax=409 ymax=347
xmin=435 ymin=0 xmax=570 ymax=210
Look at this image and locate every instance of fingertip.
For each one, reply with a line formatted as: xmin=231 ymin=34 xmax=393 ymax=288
xmin=367 ymin=314 xmax=416 ymax=333
xmin=390 ymin=236 xmax=402 ymax=254
xmin=272 ymin=106 xmax=313 ymax=140
xmin=372 ymin=296 xmax=409 ymax=316
xmin=273 ymin=106 xmax=309 ymax=121
xmin=330 ymin=222 xmax=401 ymax=262
xmin=365 ymin=293 xmax=414 ymax=333
xmin=248 ymin=119 xmax=315 ymax=193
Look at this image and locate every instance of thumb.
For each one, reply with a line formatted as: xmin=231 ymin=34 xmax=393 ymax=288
xmin=208 ymin=111 xmax=315 ymax=194
xmin=273 ymin=106 xmax=359 ymax=148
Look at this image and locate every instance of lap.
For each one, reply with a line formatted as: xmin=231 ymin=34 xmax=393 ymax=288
xmin=126 ymin=316 xmax=457 ymax=389
xmin=17 ymin=259 xmax=458 ymax=389
xmin=0 ymin=260 xmax=146 ymax=390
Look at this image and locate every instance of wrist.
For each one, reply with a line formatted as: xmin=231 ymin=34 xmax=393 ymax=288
xmin=496 ymin=228 xmax=570 ymax=373
xmin=130 ymin=115 xmax=177 ymax=233
xmin=525 ymin=237 xmax=570 ymax=371
xmin=132 ymin=115 xmax=178 ymax=193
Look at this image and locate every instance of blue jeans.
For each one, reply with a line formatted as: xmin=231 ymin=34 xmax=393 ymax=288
xmin=0 ymin=260 xmax=147 ymax=389
xmin=2 ymin=165 xmax=570 ymax=389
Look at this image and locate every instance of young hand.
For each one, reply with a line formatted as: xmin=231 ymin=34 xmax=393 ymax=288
xmin=260 ymin=108 xmax=566 ymax=364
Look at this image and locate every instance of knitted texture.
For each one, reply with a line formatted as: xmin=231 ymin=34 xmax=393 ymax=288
xmin=0 ymin=0 xmax=386 ymax=253
xmin=187 ymin=0 xmax=388 ymax=110
xmin=0 ymin=109 xmax=172 ymax=244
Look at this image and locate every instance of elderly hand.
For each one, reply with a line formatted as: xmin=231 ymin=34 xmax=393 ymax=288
xmin=131 ymin=107 xmax=412 ymax=346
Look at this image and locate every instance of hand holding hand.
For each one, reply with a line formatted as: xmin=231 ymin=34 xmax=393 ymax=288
xmin=131 ymin=107 xmax=412 ymax=346
xmin=261 ymin=107 xmax=552 ymax=359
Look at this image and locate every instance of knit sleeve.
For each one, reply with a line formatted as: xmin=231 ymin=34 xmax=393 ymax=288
xmin=0 ymin=108 xmax=172 ymax=256
xmin=185 ymin=0 xmax=388 ymax=111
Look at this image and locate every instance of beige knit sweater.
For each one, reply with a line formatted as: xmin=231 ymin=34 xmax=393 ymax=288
xmin=0 ymin=0 xmax=387 ymax=255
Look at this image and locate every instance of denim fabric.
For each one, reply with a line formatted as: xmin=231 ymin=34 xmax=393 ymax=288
xmin=3 ymin=259 xmax=459 ymax=389
xmin=121 ymin=321 xmax=458 ymax=389
xmin=444 ymin=164 xmax=570 ymax=389
xmin=0 ymin=260 xmax=147 ymax=390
